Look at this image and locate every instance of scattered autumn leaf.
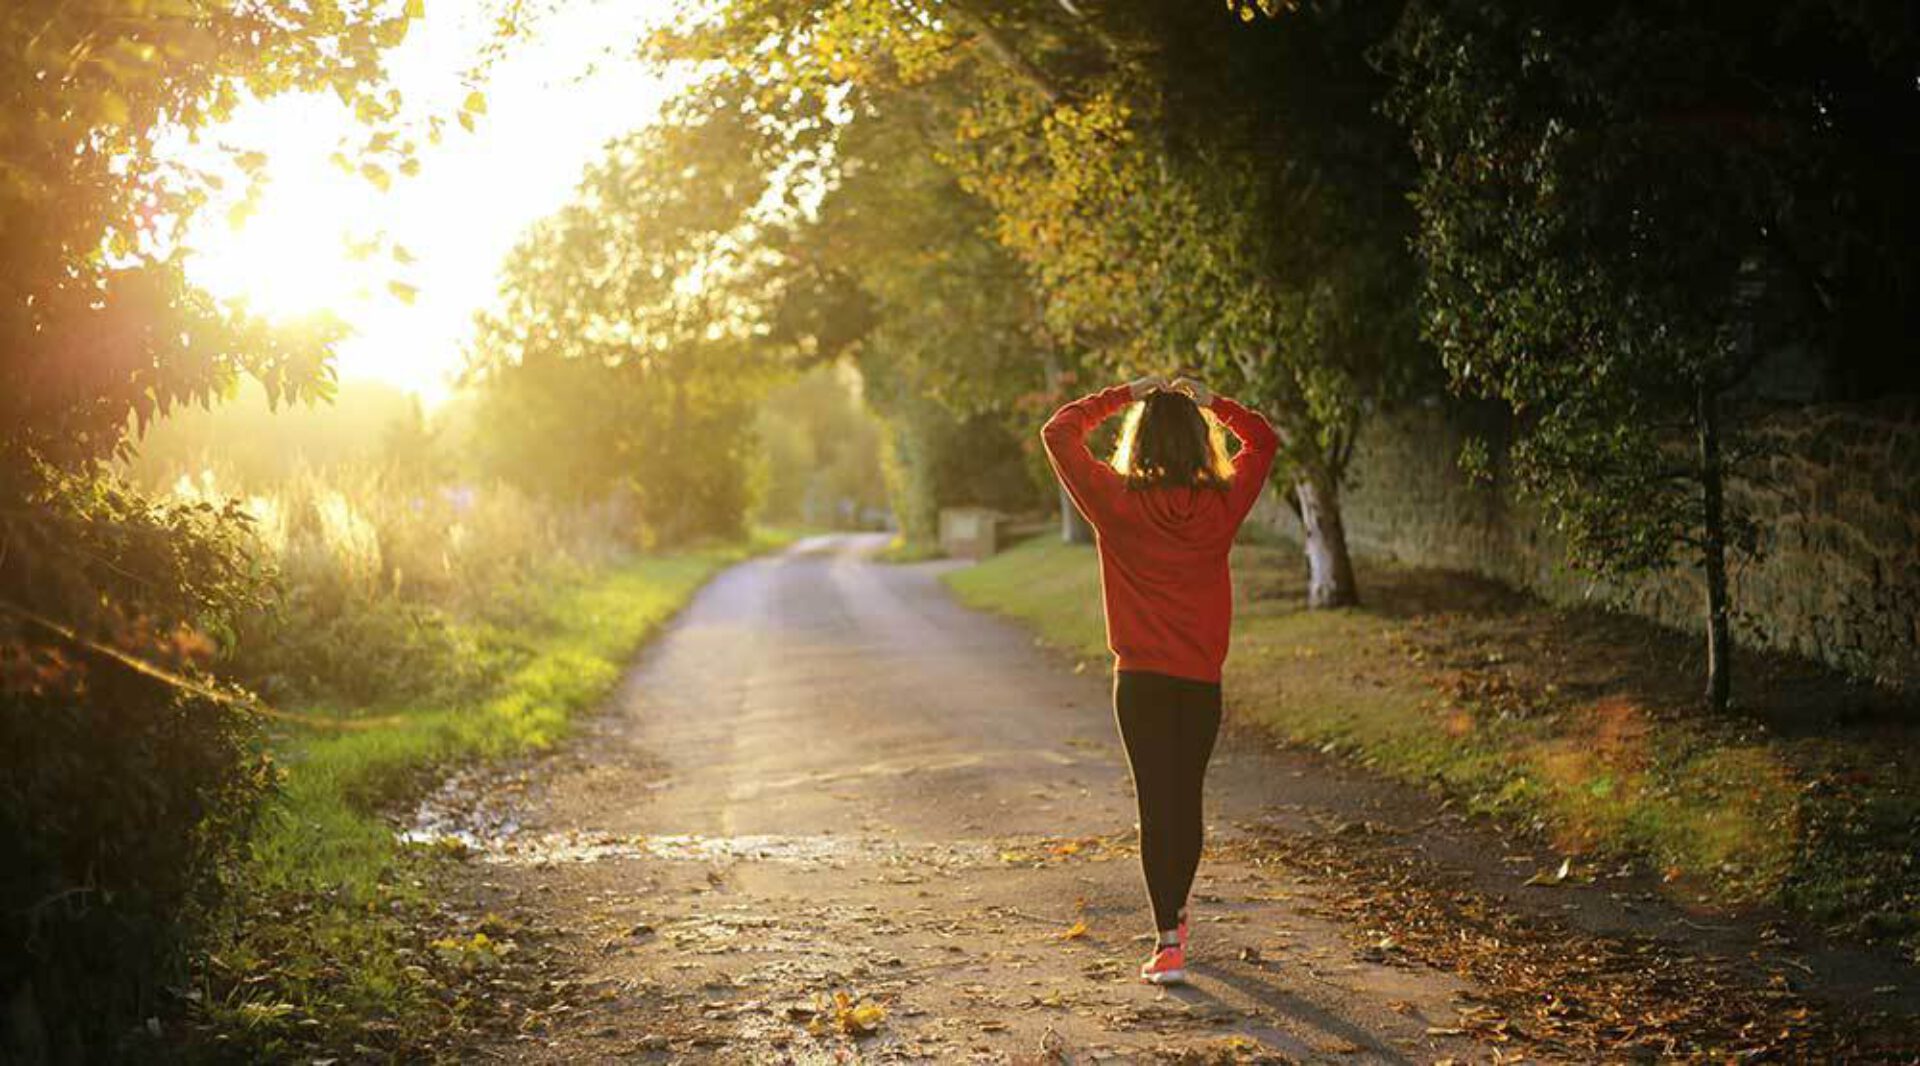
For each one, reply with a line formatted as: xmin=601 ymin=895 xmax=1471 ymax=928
xmin=1524 ymin=857 xmax=1573 ymax=887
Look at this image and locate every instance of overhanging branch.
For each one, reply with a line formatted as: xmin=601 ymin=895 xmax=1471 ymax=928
xmin=943 ymin=0 xmax=1066 ymax=104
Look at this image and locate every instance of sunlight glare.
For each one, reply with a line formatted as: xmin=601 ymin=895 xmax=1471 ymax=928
xmin=187 ymin=96 xmax=375 ymax=324
xmin=179 ymin=0 xmax=685 ymax=406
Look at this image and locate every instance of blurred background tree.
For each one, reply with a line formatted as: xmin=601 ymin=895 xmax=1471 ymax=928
xmin=647 ymin=0 xmax=1435 ymax=605
xmin=753 ymin=364 xmax=891 ymax=531
xmin=464 ymin=109 xmax=790 ymax=545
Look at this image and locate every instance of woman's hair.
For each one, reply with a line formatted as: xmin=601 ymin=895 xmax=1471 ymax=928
xmin=1111 ymin=389 xmax=1235 ymax=491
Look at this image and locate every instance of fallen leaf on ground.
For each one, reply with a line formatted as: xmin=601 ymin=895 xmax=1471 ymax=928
xmin=828 ymin=990 xmax=885 ymax=1036
xmin=1524 ymin=857 xmax=1573 ymax=887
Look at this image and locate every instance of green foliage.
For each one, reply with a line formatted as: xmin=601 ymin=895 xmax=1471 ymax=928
xmin=1386 ymin=0 xmax=1919 ymax=577
xmin=649 ymin=0 xmax=1434 ymax=595
xmin=0 ymin=472 xmax=273 ymax=1058
xmin=878 ymin=396 xmax=1052 ymax=544
xmin=1 ymin=669 xmax=271 ymax=1061
xmin=754 ymin=364 xmax=891 ymax=528
xmin=1385 ymin=0 xmax=1919 ymax=704
xmin=787 ymin=82 xmax=1058 ymax=540
xmin=2 ymin=0 xmax=416 ymax=490
xmin=155 ymin=457 xmax=628 ymax=709
xmin=2 ymin=4 xmax=412 ymax=1048
xmin=945 ymin=40 xmax=1425 ymax=482
xmin=467 ymin=114 xmax=789 ymax=545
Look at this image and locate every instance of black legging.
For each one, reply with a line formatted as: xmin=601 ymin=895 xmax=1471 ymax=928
xmin=1113 ymin=669 xmax=1222 ymax=933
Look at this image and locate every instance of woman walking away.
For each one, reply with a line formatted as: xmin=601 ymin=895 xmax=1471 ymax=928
xmin=1040 ymin=374 xmax=1279 ymax=986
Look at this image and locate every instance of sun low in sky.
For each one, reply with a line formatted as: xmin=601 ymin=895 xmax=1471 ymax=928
xmin=181 ymin=0 xmax=682 ymax=407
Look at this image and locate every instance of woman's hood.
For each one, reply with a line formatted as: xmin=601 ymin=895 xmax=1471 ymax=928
xmin=1130 ymin=485 xmax=1228 ymax=544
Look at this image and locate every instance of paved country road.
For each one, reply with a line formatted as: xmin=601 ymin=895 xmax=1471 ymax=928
xmin=422 ymin=534 xmax=1916 ymax=1063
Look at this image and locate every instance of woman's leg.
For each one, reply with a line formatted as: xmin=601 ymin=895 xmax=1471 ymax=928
xmin=1115 ymin=671 xmax=1218 ymax=934
xmin=1164 ymin=679 xmax=1222 ymax=923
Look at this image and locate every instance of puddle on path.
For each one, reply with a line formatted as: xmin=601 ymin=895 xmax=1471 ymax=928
xmin=429 ymin=829 xmax=1002 ymax=868
xmin=398 ymin=768 xmax=1006 ymax=867
xmin=398 ymin=758 xmax=1133 ymax=871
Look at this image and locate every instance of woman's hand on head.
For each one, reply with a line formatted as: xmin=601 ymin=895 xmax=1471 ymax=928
xmin=1127 ymin=375 xmax=1167 ymax=400
xmin=1171 ymin=376 xmax=1214 ymax=407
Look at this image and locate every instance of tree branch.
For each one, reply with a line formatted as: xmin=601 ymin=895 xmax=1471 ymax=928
xmin=943 ymin=0 xmax=1065 ymax=105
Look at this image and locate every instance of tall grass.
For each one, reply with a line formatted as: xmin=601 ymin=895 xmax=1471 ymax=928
xmin=163 ymin=463 xmax=636 ymax=709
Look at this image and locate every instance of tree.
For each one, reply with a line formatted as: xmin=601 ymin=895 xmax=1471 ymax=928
xmin=652 ymin=5 xmax=1073 ymax=540
xmin=784 ymin=85 xmax=1060 ymax=543
xmin=1 ymin=0 xmax=412 ymax=1052
xmin=465 ymin=108 xmax=793 ymax=544
xmin=753 ymin=364 xmax=890 ymax=529
xmin=654 ymin=0 xmax=1435 ymax=605
xmin=1387 ymin=0 xmax=1920 ymax=709
xmin=932 ymin=1 xmax=1436 ymax=605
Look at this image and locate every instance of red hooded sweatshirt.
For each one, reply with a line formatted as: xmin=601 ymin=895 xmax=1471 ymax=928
xmin=1041 ymin=385 xmax=1279 ymax=684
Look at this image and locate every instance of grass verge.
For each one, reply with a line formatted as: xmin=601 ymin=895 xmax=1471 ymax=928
xmin=873 ymin=535 xmax=947 ymax=564
xmin=945 ymin=536 xmax=1920 ymax=960
xmin=182 ymin=529 xmax=797 ymax=1059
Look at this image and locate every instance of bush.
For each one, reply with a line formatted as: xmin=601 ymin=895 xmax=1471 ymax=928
xmin=0 ymin=471 xmax=275 ymax=1061
xmin=880 ymin=398 xmax=1050 ymax=544
xmin=169 ymin=466 xmax=623 ymax=709
xmin=0 ymin=662 xmax=270 ymax=1061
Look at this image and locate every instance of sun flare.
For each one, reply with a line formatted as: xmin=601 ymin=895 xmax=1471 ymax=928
xmin=186 ymin=107 xmax=383 ymax=324
xmin=175 ymin=0 xmax=682 ymax=406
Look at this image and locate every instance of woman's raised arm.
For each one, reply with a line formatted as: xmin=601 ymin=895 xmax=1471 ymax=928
xmin=1206 ymin=392 xmax=1280 ymax=524
xmin=1040 ymin=377 xmax=1159 ymax=528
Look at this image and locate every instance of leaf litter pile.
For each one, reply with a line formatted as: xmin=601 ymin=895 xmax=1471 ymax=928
xmin=1221 ymin=820 xmax=1917 ymax=1063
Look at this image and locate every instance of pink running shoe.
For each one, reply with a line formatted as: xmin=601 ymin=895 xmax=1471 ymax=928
xmin=1140 ymin=943 xmax=1187 ymax=985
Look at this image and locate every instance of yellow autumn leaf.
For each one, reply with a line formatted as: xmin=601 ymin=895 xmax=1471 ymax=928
xmin=1059 ymin=919 xmax=1088 ymax=940
xmin=830 ymin=990 xmax=885 ymax=1036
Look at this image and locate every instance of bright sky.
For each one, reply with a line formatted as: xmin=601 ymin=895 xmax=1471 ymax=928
xmin=180 ymin=0 xmax=685 ymax=407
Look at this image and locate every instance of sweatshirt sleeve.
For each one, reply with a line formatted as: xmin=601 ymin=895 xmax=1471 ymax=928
xmin=1041 ymin=384 xmax=1134 ymax=531
xmin=1210 ymin=395 xmax=1280 ymax=525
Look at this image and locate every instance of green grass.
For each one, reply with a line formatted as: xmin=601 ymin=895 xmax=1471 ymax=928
xmin=190 ymin=529 xmax=797 ymax=1055
xmin=873 ymin=534 xmax=948 ymax=563
xmin=946 ymin=537 xmax=1920 ymax=956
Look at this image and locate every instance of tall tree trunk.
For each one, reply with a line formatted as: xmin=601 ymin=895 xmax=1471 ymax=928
xmin=1060 ymin=486 xmax=1094 ymax=544
xmin=1294 ymin=468 xmax=1358 ymax=608
xmin=1697 ymin=385 xmax=1732 ymax=712
xmin=1042 ymin=349 xmax=1093 ymax=544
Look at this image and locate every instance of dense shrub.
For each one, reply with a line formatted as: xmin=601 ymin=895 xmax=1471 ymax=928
xmin=1 ymin=474 xmax=274 ymax=1061
xmin=879 ymin=397 xmax=1052 ymax=545
xmin=0 ymin=672 xmax=269 ymax=1061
